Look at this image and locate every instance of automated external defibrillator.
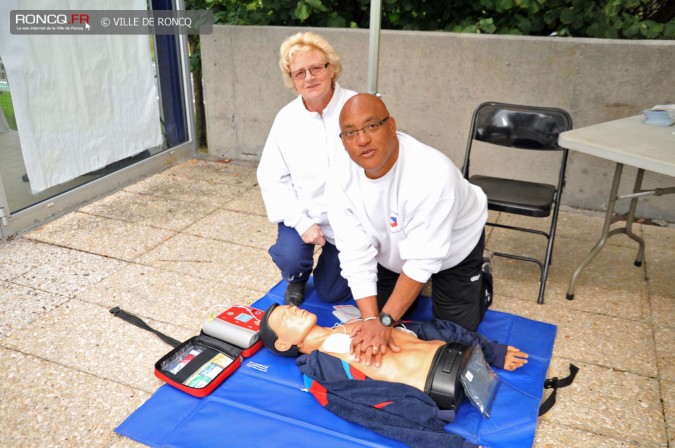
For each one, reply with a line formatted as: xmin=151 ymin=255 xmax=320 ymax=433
xmin=153 ymin=305 xmax=264 ymax=398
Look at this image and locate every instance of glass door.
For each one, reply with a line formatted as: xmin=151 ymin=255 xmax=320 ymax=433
xmin=0 ymin=0 xmax=195 ymax=240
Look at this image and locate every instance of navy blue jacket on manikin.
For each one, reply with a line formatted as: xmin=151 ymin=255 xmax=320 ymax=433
xmin=296 ymin=319 xmax=508 ymax=448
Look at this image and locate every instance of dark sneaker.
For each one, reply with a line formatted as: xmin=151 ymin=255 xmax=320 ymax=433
xmin=284 ymin=281 xmax=307 ymax=306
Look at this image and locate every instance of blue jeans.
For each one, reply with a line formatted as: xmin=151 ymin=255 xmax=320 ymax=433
xmin=269 ymin=223 xmax=351 ymax=303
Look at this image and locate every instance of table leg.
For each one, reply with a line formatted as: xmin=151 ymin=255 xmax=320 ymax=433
xmin=624 ymin=168 xmax=645 ymax=266
xmin=566 ymin=163 xmax=623 ymax=300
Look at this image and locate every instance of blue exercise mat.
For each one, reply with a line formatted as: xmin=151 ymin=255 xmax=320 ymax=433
xmin=116 ymin=279 xmax=556 ymax=448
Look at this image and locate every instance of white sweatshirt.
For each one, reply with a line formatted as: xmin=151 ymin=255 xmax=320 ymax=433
xmin=257 ymin=84 xmax=356 ymax=243
xmin=327 ymin=132 xmax=488 ymax=300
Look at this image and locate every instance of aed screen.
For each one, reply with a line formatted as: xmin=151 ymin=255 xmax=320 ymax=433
xmin=236 ymin=313 xmax=253 ymax=323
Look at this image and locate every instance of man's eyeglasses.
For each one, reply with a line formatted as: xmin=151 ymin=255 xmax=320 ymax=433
xmin=339 ymin=117 xmax=390 ymax=141
xmin=290 ymin=62 xmax=330 ymax=81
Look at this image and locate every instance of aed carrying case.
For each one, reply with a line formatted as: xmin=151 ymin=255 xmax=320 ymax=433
xmin=111 ymin=305 xmax=263 ymax=398
xmin=154 ymin=332 xmax=261 ymax=398
xmin=153 ymin=305 xmax=263 ymax=398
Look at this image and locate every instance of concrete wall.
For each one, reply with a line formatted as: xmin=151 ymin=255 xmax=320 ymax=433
xmin=201 ymin=25 xmax=675 ymax=221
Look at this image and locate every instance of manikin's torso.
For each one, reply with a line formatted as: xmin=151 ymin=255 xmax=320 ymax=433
xmin=316 ymin=323 xmax=445 ymax=391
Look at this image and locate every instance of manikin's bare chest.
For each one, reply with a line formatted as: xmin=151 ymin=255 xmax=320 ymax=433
xmin=327 ymin=331 xmax=445 ymax=391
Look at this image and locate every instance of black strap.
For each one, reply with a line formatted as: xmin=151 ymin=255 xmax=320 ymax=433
xmin=109 ymin=306 xmax=181 ymax=348
xmin=538 ymin=363 xmax=579 ymax=416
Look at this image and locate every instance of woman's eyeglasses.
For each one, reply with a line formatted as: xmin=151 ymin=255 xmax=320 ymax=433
xmin=290 ymin=62 xmax=330 ymax=81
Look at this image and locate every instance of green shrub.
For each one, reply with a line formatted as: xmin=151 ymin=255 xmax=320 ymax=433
xmin=187 ymin=0 xmax=675 ymax=39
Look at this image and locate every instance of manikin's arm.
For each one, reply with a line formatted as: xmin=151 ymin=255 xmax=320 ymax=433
xmin=402 ymin=319 xmax=527 ymax=370
xmin=503 ymin=346 xmax=528 ymax=371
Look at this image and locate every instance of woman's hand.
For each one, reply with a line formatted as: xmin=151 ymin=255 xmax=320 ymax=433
xmin=301 ymin=224 xmax=326 ymax=246
xmin=349 ymin=319 xmax=400 ymax=367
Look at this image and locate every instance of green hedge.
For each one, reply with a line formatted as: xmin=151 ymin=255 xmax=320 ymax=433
xmin=188 ymin=0 xmax=675 ymax=39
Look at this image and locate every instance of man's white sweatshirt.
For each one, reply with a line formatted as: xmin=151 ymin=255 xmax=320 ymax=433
xmin=328 ymin=132 xmax=488 ymax=300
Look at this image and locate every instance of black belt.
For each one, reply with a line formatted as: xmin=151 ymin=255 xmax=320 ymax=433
xmin=424 ymin=341 xmax=473 ymax=411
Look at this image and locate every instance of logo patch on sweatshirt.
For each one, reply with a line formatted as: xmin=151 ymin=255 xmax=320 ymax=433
xmin=389 ymin=211 xmax=401 ymax=234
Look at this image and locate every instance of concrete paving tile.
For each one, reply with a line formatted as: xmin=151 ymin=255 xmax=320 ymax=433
xmin=0 ymin=281 xmax=68 ymax=339
xmin=0 ymin=347 xmax=150 ymax=447
xmin=2 ymin=299 xmax=192 ymax=394
xmin=562 ymin=283 xmax=647 ymax=324
xmin=124 ymin=170 xmax=247 ymax=207
xmin=483 ymin=210 xmax=499 ymax=242
xmin=495 ymin=208 xmax=642 ymax=249
xmin=560 ymin=235 xmax=647 ymax=287
xmin=25 ymin=212 xmax=175 ymax=262
xmin=137 ymin=233 xmax=279 ymax=294
xmin=492 ymin=268 xmax=650 ymax=325
xmin=222 ymin=186 xmax=268 ymax=216
xmin=655 ymin=326 xmax=675 ymax=382
xmin=555 ymin=208 xmax=634 ymax=246
xmin=0 ymin=237 xmax=117 ymax=284
xmin=109 ymin=434 xmax=146 ymax=448
xmin=650 ymin=292 xmax=675 ymax=330
xmin=663 ymin=379 xmax=675 ymax=447
xmin=164 ymin=159 xmax=258 ymax=187
xmin=0 ymin=238 xmax=62 ymax=281
xmin=534 ymin=420 xmax=639 ymax=448
xmin=183 ymin=209 xmax=276 ymax=250
xmin=80 ymin=190 xmax=219 ymax=231
xmin=544 ymin=358 xmax=667 ymax=447
xmin=491 ymin=231 xmax=647 ymax=291
xmin=643 ymin=224 xmax=675 ymax=256
xmin=489 ymin=291 xmax=548 ymax=318
xmin=77 ymin=263 xmax=264 ymax=330
xmin=493 ymin=299 xmax=657 ymax=378
xmin=11 ymin=246 xmax=127 ymax=298
xmin=489 ymin=233 xmax=650 ymax=320
xmin=645 ymin=249 xmax=675 ymax=304
xmin=489 ymin=255 xmax=569 ymax=305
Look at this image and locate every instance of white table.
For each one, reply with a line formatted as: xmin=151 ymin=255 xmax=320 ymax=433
xmin=559 ymin=115 xmax=675 ymax=300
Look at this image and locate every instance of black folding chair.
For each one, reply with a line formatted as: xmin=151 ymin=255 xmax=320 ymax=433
xmin=461 ymin=102 xmax=573 ymax=304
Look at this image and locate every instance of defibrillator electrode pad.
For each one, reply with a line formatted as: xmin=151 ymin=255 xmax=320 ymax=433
xmin=321 ymin=333 xmax=352 ymax=354
xmin=460 ymin=343 xmax=500 ymax=418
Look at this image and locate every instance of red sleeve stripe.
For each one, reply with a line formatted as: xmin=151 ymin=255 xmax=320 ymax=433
xmin=308 ymin=380 xmax=329 ymax=407
xmin=373 ymin=401 xmax=393 ymax=409
xmin=349 ymin=365 xmax=367 ymax=380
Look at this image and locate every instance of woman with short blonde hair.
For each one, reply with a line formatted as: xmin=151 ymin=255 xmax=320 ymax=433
xmin=278 ymin=32 xmax=343 ymax=90
xmin=257 ymin=32 xmax=356 ymax=306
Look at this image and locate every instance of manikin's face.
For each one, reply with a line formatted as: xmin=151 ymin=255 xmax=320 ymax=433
xmin=268 ymin=305 xmax=318 ymax=347
xmin=289 ymin=48 xmax=334 ymax=107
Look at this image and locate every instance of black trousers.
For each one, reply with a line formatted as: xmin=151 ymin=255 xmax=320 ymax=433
xmin=377 ymin=231 xmax=490 ymax=331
